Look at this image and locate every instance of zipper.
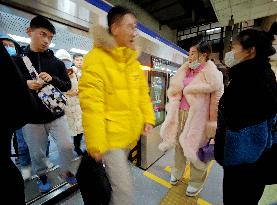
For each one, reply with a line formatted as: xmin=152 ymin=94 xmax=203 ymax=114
xmin=37 ymin=53 xmax=42 ymax=72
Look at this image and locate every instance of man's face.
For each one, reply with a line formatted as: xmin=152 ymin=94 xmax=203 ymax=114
xmin=27 ymin=27 xmax=53 ymax=52
xmin=74 ymin=56 xmax=83 ymax=69
xmin=2 ymin=39 xmax=15 ymax=48
xmin=111 ymin=14 xmax=137 ymax=49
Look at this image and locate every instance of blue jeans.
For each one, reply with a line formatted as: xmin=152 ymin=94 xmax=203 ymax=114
xmin=16 ymin=128 xmax=31 ymax=167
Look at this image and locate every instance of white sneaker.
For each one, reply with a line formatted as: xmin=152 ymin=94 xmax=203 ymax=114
xmin=186 ymin=185 xmax=203 ymax=197
xmin=170 ymin=175 xmax=178 ymax=185
xmin=21 ymin=166 xmax=32 ymax=180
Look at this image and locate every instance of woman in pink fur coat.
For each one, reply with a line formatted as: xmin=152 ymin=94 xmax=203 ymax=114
xmin=159 ymin=41 xmax=224 ymax=196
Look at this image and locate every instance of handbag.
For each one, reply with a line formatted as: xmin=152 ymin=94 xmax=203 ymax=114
xmin=22 ymin=56 xmax=67 ymax=115
xmin=198 ymin=138 xmax=215 ymax=163
xmin=76 ymin=151 xmax=112 ymax=205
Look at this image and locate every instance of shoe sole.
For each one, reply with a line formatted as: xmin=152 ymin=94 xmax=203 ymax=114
xmin=170 ymin=180 xmax=178 ymax=185
xmin=185 ymin=187 xmax=203 ymax=197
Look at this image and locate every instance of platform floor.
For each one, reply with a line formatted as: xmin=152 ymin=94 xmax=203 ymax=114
xmin=53 ymin=149 xmax=277 ymax=205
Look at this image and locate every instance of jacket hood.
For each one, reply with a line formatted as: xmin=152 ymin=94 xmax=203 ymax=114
xmin=0 ymin=33 xmax=20 ymax=48
xmin=55 ymin=49 xmax=72 ymax=62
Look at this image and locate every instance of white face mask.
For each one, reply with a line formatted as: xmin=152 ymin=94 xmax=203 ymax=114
xmin=189 ymin=60 xmax=201 ymax=70
xmin=224 ymin=51 xmax=240 ymax=67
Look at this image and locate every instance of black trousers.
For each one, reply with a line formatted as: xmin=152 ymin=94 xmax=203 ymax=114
xmin=223 ymin=163 xmax=265 ymax=205
xmin=0 ymin=130 xmax=25 ymax=205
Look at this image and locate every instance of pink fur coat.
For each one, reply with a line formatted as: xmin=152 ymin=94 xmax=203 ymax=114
xmin=159 ymin=60 xmax=224 ymax=169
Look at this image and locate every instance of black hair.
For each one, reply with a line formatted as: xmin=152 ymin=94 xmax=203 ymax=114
xmin=234 ymin=24 xmax=276 ymax=59
xmin=30 ymin=15 xmax=56 ymax=35
xmin=268 ymin=22 xmax=277 ymax=41
xmin=191 ymin=41 xmax=212 ymax=60
xmin=107 ymin=6 xmax=135 ymax=33
xmin=73 ymin=53 xmax=83 ymax=59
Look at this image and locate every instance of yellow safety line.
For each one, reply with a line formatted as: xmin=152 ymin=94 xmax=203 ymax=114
xmin=165 ymin=160 xmax=215 ymax=179
xmin=207 ymin=160 xmax=215 ymax=174
xmin=164 ymin=164 xmax=190 ymax=179
xmin=164 ymin=166 xmax=171 ymax=173
xmin=164 ymin=161 xmax=215 ymax=205
xmin=143 ymin=171 xmax=172 ymax=189
xmin=144 ymin=169 xmax=213 ymax=205
xmin=197 ymin=197 xmax=213 ymax=205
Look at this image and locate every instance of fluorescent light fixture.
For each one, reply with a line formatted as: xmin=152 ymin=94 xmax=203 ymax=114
xmin=166 ymin=68 xmax=171 ymax=72
xmin=8 ymin=34 xmax=30 ymax=44
xmin=70 ymin=48 xmax=88 ymax=55
xmin=206 ymin=28 xmax=221 ymax=33
xmin=49 ymin=43 xmax=55 ymax=48
xmin=141 ymin=65 xmax=151 ymax=71
xmin=8 ymin=34 xmax=55 ymax=48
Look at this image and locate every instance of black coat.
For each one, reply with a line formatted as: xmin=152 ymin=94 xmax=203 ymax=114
xmin=14 ymin=46 xmax=71 ymax=123
xmin=215 ymin=57 xmax=277 ymax=184
xmin=0 ymin=43 xmax=38 ymax=205
xmin=222 ymin=58 xmax=277 ymax=131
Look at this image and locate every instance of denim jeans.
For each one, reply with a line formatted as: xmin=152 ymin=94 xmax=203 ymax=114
xmin=16 ymin=128 xmax=31 ymax=167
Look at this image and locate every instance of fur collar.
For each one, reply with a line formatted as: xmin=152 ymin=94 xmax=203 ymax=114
xmin=167 ymin=60 xmax=223 ymax=98
xmin=92 ymin=26 xmax=117 ymax=52
xmin=91 ymin=26 xmax=141 ymax=56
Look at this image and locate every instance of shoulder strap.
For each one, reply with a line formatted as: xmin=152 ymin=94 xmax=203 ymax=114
xmin=22 ymin=56 xmax=39 ymax=81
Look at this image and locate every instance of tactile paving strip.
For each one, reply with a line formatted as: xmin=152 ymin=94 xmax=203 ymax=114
xmin=160 ymin=178 xmax=198 ymax=205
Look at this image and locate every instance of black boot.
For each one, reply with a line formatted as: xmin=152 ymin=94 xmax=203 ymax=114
xmin=74 ymin=134 xmax=83 ymax=156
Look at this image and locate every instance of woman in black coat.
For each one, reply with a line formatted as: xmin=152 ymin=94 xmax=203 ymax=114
xmin=0 ymin=42 xmax=38 ymax=204
xmin=215 ymin=27 xmax=277 ymax=205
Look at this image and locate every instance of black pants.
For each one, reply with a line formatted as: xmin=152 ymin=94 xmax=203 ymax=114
xmin=223 ymin=163 xmax=265 ymax=205
xmin=73 ymin=133 xmax=83 ymax=149
xmin=0 ymin=130 xmax=25 ymax=205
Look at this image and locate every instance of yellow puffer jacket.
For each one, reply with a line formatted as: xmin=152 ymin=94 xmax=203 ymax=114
xmin=79 ymin=26 xmax=155 ymax=155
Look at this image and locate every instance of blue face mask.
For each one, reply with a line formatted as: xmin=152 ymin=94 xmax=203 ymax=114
xmin=5 ymin=46 xmax=16 ymax=56
xmin=189 ymin=60 xmax=201 ymax=70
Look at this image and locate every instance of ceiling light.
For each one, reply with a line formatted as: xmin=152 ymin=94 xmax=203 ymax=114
xmin=206 ymin=28 xmax=221 ymax=33
xmin=8 ymin=34 xmax=30 ymax=44
xmin=49 ymin=43 xmax=55 ymax=48
xmin=8 ymin=34 xmax=55 ymax=48
xmin=70 ymin=48 xmax=88 ymax=55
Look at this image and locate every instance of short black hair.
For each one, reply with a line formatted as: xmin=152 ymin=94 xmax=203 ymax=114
xmin=73 ymin=53 xmax=83 ymax=59
xmin=107 ymin=6 xmax=135 ymax=32
xmin=30 ymin=15 xmax=56 ymax=35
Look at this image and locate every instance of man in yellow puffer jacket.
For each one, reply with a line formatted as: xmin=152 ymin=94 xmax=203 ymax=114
xmin=78 ymin=6 xmax=155 ymax=205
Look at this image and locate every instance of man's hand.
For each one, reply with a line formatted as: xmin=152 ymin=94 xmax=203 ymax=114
xmin=27 ymin=80 xmax=43 ymax=90
xmin=90 ymin=153 xmax=103 ymax=162
xmin=143 ymin=123 xmax=153 ymax=135
xmin=39 ymin=72 xmax=52 ymax=83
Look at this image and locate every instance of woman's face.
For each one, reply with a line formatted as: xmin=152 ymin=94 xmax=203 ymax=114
xmin=188 ymin=46 xmax=199 ymax=63
xmin=188 ymin=46 xmax=207 ymax=63
xmin=231 ymin=42 xmax=255 ymax=62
